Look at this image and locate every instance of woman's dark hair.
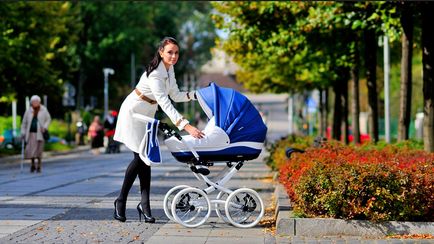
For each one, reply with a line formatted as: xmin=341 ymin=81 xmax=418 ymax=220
xmin=146 ymin=37 xmax=179 ymax=77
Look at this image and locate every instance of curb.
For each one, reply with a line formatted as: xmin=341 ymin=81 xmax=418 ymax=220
xmin=0 ymin=146 xmax=90 ymax=165
xmin=274 ymin=182 xmax=434 ymax=238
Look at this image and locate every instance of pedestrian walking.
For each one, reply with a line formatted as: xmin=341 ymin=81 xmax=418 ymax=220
xmin=20 ymin=95 xmax=51 ymax=173
xmin=113 ymin=37 xmax=204 ymax=223
xmin=104 ymin=110 xmax=119 ymax=153
xmin=88 ymin=115 xmax=104 ymax=155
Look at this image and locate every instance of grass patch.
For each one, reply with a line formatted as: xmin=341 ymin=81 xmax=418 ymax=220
xmin=44 ymin=142 xmax=73 ymax=152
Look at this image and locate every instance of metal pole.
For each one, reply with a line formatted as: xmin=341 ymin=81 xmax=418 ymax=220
xmin=288 ymin=95 xmax=294 ymax=135
xmin=104 ymin=72 xmax=108 ymax=119
xmin=12 ymin=101 xmax=17 ymax=137
xmin=184 ymin=73 xmax=189 ymax=115
xmin=43 ymin=95 xmax=47 ymax=108
xmin=103 ymin=68 xmax=114 ymax=119
xmin=383 ymin=35 xmax=391 ymax=143
xmin=25 ymin=96 xmax=29 ymax=111
xmin=21 ymin=139 xmax=24 ymax=174
xmin=131 ymin=53 xmax=136 ymax=88
xmin=190 ymin=73 xmax=195 ymax=116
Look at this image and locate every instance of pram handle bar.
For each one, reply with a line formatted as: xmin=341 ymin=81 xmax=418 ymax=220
xmin=158 ymin=122 xmax=182 ymax=141
xmin=158 ymin=123 xmax=200 ymax=161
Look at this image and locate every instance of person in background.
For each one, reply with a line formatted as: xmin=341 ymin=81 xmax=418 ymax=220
xmin=88 ymin=115 xmax=104 ymax=155
xmin=113 ymin=37 xmax=204 ymax=223
xmin=104 ymin=110 xmax=119 ymax=153
xmin=75 ymin=120 xmax=87 ymax=146
xmin=21 ymin=95 xmax=51 ymax=173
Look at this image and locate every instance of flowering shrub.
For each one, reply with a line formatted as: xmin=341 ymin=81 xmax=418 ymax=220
xmin=275 ymin=140 xmax=434 ymax=221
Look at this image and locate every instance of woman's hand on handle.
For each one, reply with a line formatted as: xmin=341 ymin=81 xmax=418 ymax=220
xmin=184 ymin=124 xmax=205 ymax=139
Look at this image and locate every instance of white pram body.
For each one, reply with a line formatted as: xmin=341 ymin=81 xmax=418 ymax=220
xmin=165 ymin=116 xmax=264 ymax=163
xmin=135 ymin=83 xmax=267 ymax=228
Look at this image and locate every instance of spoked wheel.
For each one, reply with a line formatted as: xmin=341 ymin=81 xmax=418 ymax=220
xmin=215 ymin=190 xmax=231 ymax=223
xmin=171 ymin=187 xmax=211 ymax=228
xmin=225 ymin=188 xmax=264 ymax=228
xmin=163 ymin=185 xmax=190 ymax=221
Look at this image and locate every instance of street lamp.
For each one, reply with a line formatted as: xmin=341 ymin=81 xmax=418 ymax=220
xmin=103 ymin=68 xmax=115 ymax=119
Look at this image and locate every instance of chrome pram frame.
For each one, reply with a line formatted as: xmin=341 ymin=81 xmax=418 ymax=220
xmin=133 ymin=113 xmax=264 ymax=228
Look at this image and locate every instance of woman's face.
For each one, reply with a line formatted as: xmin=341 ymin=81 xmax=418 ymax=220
xmin=159 ymin=43 xmax=179 ymax=68
xmin=31 ymin=100 xmax=40 ymax=109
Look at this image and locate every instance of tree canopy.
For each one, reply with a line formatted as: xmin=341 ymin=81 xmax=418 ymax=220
xmin=0 ymin=2 xmax=81 ymax=111
xmin=0 ymin=2 xmax=217 ymax=116
xmin=212 ymin=2 xmax=404 ymax=94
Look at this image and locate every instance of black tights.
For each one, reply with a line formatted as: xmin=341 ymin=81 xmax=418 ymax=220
xmin=117 ymin=152 xmax=152 ymax=215
xmin=31 ymin=158 xmax=41 ymax=166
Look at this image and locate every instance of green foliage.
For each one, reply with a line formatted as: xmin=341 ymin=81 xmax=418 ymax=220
xmin=75 ymin=2 xmax=217 ymax=111
xmin=48 ymin=119 xmax=71 ymax=139
xmin=44 ymin=141 xmax=73 ymax=152
xmin=81 ymin=110 xmax=92 ymax=127
xmin=0 ymin=116 xmax=21 ymax=135
xmin=212 ymin=2 xmax=404 ymax=95
xmin=0 ymin=2 xmax=216 ymax=117
xmin=0 ymin=2 xmax=81 ymax=115
xmin=0 ymin=147 xmax=20 ymax=156
xmin=212 ymin=2 xmax=355 ymax=93
xmin=265 ymin=135 xmax=313 ymax=170
xmin=359 ymin=139 xmax=424 ymax=151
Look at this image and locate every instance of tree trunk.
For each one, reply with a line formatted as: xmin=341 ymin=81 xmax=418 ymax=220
xmin=319 ymin=88 xmax=325 ymax=137
xmin=342 ymin=75 xmax=350 ymax=145
xmin=351 ymin=47 xmax=361 ymax=144
xmin=324 ymin=88 xmax=329 ymax=138
xmin=398 ymin=4 xmax=414 ymax=141
xmin=76 ymin=70 xmax=85 ymax=110
xmin=333 ymin=81 xmax=343 ymax=141
xmin=364 ymin=28 xmax=379 ymax=143
xmin=318 ymin=88 xmax=329 ymax=138
xmin=422 ymin=2 xmax=434 ymax=152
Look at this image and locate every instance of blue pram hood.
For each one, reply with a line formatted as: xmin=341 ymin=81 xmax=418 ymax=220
xmin=197 ymin=82 xmax=267 ymax=143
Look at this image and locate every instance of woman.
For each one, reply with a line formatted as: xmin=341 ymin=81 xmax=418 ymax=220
xmin=113 ymin=37 xmax=204 ymax=223
xmin=88 ymin=115 xmax=104 ymax=155
xmin=21 ymin=95 xmax=51 ymax=173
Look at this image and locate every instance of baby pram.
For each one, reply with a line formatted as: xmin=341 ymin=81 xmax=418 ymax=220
xmin=133 ymin=82 xmax=267 ymax=228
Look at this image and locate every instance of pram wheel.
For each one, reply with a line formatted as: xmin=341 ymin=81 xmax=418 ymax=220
xmin=225 ymin=188 xmax=264 ymax=228
xmin=215 ymin=190 xmax=231 ymax=223
xmin=171 ymin=187 xmax=211 ymax=228
xmin=163 ymin=185 xmax=190 ymax=221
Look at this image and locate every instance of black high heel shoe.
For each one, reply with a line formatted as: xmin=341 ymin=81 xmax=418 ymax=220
xmin=137 ymin=203 xmax=155 ymax=223
xmin=113 ymin=200 xmax=126 ymax=222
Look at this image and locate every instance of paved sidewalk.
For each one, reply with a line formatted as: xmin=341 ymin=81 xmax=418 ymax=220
xmin=0 ymin=145 xmax=276 ymax=243
xmin=0 ymin=96 xmax=286 ymax=243
xmin=144 ymin=152 xmax=276 ymax=244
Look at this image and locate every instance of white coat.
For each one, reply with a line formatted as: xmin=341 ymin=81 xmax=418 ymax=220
xmin=114 ymin=61 xmax=196 ymax=153
xmin=21 ymin=105 xmax=51 ymax=142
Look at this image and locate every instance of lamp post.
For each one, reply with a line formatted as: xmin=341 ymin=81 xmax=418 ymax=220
xmin=383 ymin=35 xmax=391 ymax=143
xmin=103 ymin=68 xmax=115 ymax=119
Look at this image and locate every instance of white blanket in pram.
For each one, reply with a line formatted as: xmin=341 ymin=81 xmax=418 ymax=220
xmin=165 ymin=117 xmax=230 ymax=152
